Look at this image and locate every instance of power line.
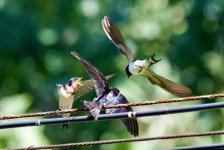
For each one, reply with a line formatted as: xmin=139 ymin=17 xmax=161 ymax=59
xmin=167 ymin=143 xmax=224 ymax=150
xmin=1 ymin=101 xmax=224 ymax=129
xmin=1 ymin=93 xmax=223 ymax=120
xmin=8 ymin=130 xmax=224 ymax=150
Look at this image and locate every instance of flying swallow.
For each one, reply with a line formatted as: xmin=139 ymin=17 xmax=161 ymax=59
xmin=102 ymin=16 xmax=192 ymax=97
xmin=71 ymin=51 xmax=139 ymax=137
xmin=57 ymin=75 xmax=114 ymax=129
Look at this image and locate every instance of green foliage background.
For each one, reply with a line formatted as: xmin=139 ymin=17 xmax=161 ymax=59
xmin=0 ymin=0 xmax=224 ymax=149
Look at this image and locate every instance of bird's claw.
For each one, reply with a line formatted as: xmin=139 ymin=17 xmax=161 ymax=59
xmin=148 ymin=53 xmax=161 ymax=67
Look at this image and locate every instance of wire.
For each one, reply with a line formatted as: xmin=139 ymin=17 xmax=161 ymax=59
xmin=8 ymin=130 xmax=224 ymax=150
xmin=167 ymin=143 xmax=224 ymax=150
xmin=1 ymin=101 xmax=224 ymax=129
xmin=1 ymin=93 xmax=224 ymax=120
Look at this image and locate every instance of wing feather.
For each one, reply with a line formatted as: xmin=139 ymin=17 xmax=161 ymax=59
xmin=106 ymin=93 xmax=139 ymax=137
xmin=102 ymin=16 xmax=134 ymax=62
xmin=142 ymin=69 xmax=192 ymax=97
xmin=73 ymin=74 xmax=115 ymax=100
xmin=71 ymin=51 xmax=109 ymax=97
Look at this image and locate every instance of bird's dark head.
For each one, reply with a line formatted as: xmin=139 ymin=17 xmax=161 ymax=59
xmin=125 ymin=65 xmax=132 ymax=78
xmin=66 ymin=77 xmax=82 ymax=92
xmin=68 ymin=77 xmax=82 ymax=86
xmin=111 ymin=88 xmax=120 ymax=96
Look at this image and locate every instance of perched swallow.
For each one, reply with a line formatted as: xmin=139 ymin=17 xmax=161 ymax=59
xmin=71 ymin=51 xmax=139 ymax=137
xmin=57 ymin=75 xmax=114 ymax=129
xmin=102 ymin=16 xmax=192 ymax=97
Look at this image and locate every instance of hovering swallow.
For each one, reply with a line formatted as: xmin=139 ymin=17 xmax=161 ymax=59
xmin=71 ymin=51 xmax=139 ymax=137
xmin=57 ymin=75 xmax=114 ymax=129
xmin=102 ymin=16 xmax=192 ymax=97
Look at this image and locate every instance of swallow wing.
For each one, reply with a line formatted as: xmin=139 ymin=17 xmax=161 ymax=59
xmin=73 ymin=79 xmax=95 ymax=100
xmin=106 ymin=93 xmax=139 ymax=137
xmin=71 ymin=51 xmax=109 ymax=97
xmin=102 ymin=16 xmax=134 ymax=62
xmin=142 ymin=69 xmax=192 ymax=97
xmin=74 ymin=74 xmax=116 ymax=100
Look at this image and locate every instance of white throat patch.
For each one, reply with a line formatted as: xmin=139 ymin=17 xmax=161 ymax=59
xmin=128 ymin=60 xmax=148 ymax=75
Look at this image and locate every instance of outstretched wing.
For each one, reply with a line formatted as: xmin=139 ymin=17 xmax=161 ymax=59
xmin=102 ymin=16 xmax=134 ymax=62
xmin=142 ymin=69 xmax=192 ymax=97
xmin=106 ymin=93 xmax=139 ymax=137
xmin=74 ymin=74 xmax=116 ymax=100
xmin=71 ymin=51 xmax=109 ymax=97
xmin=73 ymin=79 xmax=95 ymax=100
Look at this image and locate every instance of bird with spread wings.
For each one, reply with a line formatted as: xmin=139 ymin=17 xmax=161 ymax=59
xmin=102 ymin=16 xmax=192 ymax=97
xmin=71 ymin=51 xmax=139 ymax=137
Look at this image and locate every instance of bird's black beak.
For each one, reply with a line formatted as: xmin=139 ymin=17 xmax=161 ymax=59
xmin=148 ymin=53 xmax=162 ymax=67
xmin=125 ymin=65 xmax=132 ymax=78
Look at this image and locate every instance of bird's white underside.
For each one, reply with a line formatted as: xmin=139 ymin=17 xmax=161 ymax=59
xmin=58 ymin=87 xmax=75 ymax=110
xmin=128 ymin=59 xmax=149 ymax=75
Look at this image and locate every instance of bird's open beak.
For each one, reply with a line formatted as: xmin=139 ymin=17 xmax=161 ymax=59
xmin=148 ymin=53 xmax=162 ymax=67
xmin=77 ymin=77 xmax=82 ymax=86
xmin=71 ymin=77 xmax=83 ymax=89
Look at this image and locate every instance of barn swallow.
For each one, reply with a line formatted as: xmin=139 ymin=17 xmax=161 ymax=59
xmin=71 ymin=51 xmax=139 ymax=137
xmin=57 ymin=75 xmax=114 ymax=129
xmin=102 ymin=16 xmax=192 ymax=97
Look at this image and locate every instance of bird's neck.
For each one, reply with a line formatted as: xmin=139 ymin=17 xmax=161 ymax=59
xmin=128 ymin=60 xmax=148 ymax=75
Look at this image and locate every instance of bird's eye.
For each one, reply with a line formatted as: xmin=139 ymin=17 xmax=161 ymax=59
xmin=68 ymin=80 xmax=72 ymax=86
xmin=114 ymin=89 xmax=120 ymax=95
xmin=113 ymin=92 xmax=117 ymax=96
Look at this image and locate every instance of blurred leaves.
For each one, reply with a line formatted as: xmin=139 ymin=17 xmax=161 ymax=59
xmin=0 ymin=0 xmax=224 ymax=149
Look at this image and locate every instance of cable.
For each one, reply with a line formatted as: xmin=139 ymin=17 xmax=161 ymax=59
xmin=8 ymin=130 xmax=224 ymax=150
xmin=166 ymin=143 xmax=224 ymax=150
xmin=1 ymin=101 xmax=224 ymax=129
xmin=1 ymin=93 xmax=224 ymax=120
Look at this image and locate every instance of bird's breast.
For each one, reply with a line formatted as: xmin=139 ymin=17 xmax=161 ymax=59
xmin=128 ymin=60 xmax=146 ymax=75
xmin=106 ymin=96 xmax=119 ymax=105
xmin=59 ymin=95 xmax=75 ymax=110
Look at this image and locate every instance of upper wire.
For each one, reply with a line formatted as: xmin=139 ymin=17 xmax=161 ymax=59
xmin=0 ymin=93 xmax=224 ymax=120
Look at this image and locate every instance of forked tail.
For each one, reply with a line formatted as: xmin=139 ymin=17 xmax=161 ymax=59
xmin=84 ymin=101 xmax=103 ymax=120
xmin=61 ymin=112 xmax=70 ymax=130
xmin=62 ymin=124 xmax=69 ymax=130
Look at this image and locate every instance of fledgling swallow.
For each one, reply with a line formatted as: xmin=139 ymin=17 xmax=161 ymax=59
xmin=102 ymin=16 xmax=192 ymax=97
xmin=57 ymin=75 xmax=114 ymax=129
xmin=71 ymin=51 xmax=139 ymax=137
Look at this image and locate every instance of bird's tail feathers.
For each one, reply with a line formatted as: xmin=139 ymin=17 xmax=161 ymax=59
xmin=61 ymin=113 xmax=70 ymax=130
xmin=62 ymin=124 xmax=69 ymax=130
xmin=62 ymin=113 xmax=70 ymax=118
xmin=84 ymin=101 xmax=103 ymax=120
xmin=143 ymin=69 xmax=192 ymax=97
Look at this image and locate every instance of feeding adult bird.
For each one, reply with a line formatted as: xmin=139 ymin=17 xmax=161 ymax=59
xmin=56 ymin=75 xmax=114 ymax=129
xmin=71 ymin=51 xmax=139 ymax=137
xmin=102 ymin=16 xmax=192 ymax=97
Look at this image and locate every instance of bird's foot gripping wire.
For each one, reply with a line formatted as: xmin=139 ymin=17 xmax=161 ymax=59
xmin=148 ymin=53 xmax=162 ymax=67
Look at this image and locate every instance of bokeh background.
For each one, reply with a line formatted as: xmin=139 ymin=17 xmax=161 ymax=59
xmin=0 ymin=0 xmax=224 ymax=149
